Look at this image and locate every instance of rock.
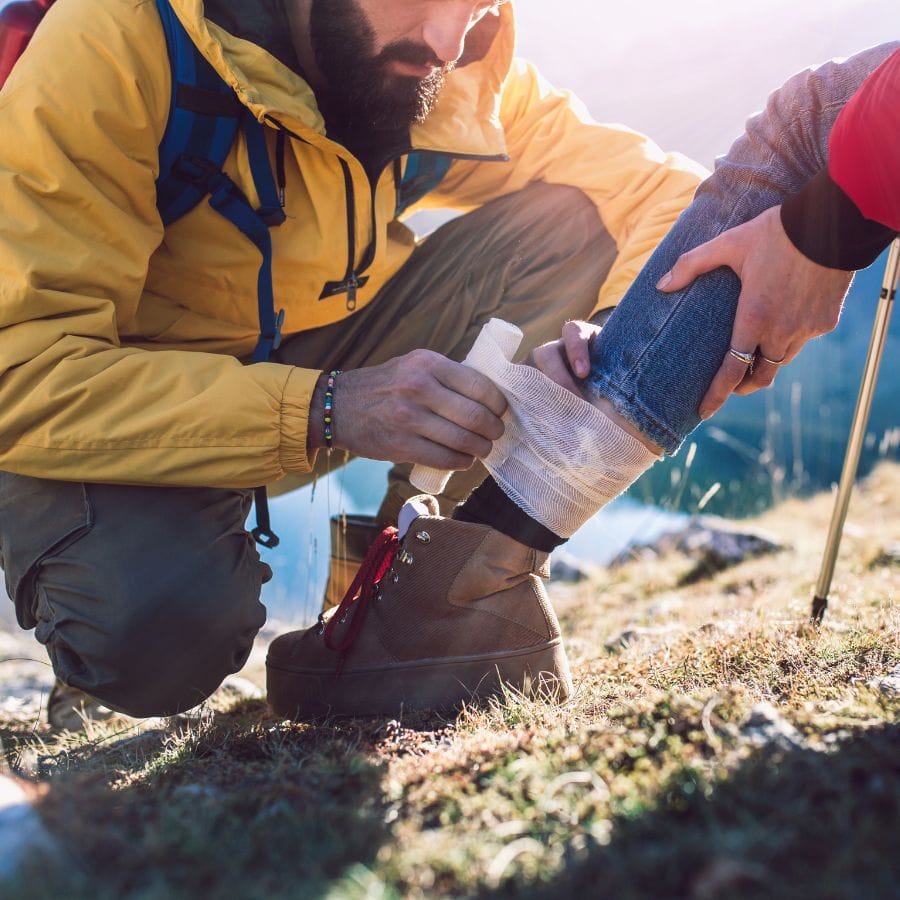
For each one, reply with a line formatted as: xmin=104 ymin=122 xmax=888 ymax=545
xmin=646 ymin=593 xmax=684 ymax=618
xmin=549 ymin=551 xmax=598 ymax=583
xmin=0 ymin=774 xmax=59 ymax=881
xmin=867 ymin=542 xmax=900 ymax=569
xmin=0 ymin=629 xmax=54 ymax=720
xmin=604 ymin=625 xmax=680 ymax=652
xmin=610 ymin=518 xmax=782 ymax=585
xmin=740 ymin=702 xmax=806 ymax=751
xmin=217 ymin=675 xmax=264 ymax=702
xmin=677 ymin=523 xmax=782 ymax=585
xmin=869 ymin=664 xmax=900 ymax=696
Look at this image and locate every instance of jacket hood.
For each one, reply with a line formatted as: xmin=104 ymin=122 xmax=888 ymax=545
xmin=168 ymin=0 xmax=515 ymax=158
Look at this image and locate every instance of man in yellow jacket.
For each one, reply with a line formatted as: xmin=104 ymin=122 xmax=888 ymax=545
xmin=0 ymin=0 xmax=703 ymax=721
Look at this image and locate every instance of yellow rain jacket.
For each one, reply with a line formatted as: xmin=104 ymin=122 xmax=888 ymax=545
xmin=0 ymin=0 xmax=707 ymax=489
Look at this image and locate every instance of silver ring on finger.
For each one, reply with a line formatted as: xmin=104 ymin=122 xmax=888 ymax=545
xmin=728 ymin=346 xmax=756 ymax=368
xmin=758 ymin=350 xmax=786 ymax=366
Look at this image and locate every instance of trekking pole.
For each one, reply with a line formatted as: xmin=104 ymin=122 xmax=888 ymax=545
xmin=811 ymin=238 xmax=899 ymax=624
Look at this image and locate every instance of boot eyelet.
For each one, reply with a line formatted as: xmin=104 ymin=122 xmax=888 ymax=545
xmin=392 ymin=573 xmax=400 ymax=583
xmin=398 ymin=550 xmax=414 ymax=566
xmin=416 ymin=530 xmax=431 ymax=544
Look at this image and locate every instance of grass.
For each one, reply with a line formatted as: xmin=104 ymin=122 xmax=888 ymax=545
xmin=1 ymin=465 xmax=898 ymax=899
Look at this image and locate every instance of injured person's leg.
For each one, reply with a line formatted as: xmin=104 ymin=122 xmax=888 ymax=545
xmin=453 ymin=42 xmax=897 ymax=555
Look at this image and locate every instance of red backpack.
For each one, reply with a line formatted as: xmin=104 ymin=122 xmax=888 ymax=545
xmin=0 ymin=0 xmax=55 ymax=88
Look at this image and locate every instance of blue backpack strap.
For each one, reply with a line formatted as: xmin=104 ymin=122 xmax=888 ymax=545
xmin=153 ymin=0 xmax=286 ymax=548
xmin=396 ymin=151 xmax=453 ymax=216
xmin=154 ymin=0 xmax=243 ymax=224
xmin=204 ymin=112 xmax=285 ymax=366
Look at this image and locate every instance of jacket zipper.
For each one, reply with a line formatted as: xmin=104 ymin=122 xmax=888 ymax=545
xmin=319 ymin=159 xmax=365 ymax=311
xmin=343 ymin=146 xmax=509 ymax=306
xmin=263 ymin=115 xmax=508 ymax=311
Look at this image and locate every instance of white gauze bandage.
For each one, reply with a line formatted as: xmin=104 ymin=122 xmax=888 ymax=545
xmin=411 ymin=318 xmax=661 ymax=538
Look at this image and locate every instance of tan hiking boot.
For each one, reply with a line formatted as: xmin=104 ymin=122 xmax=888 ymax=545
xmin=266 ymin=497 xmax=572 ymax=719
xmin=322 ymin=514 xmax=384 ymax=614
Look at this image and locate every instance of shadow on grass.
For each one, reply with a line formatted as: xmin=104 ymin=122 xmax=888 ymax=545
xmin=499 ymin=723 xmax=900 ymax=900
xmin=4 ymin=701 xmax=898 ymax=899
xmin=4 ymin=700 xmax=397 ymax=900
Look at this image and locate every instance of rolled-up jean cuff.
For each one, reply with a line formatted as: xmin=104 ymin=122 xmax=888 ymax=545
xmin=585 ymin=371 xmax=685 ymax=456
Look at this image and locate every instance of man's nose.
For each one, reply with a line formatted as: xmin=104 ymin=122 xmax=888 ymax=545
xmin=421 ymin=3 xmax=473 ymax=65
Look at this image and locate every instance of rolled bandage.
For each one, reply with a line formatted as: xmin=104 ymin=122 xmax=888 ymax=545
xmin=412 ymin=318 xmax=660 ymax=538
xmin=410 ymin=319 xmax=523 ymax=496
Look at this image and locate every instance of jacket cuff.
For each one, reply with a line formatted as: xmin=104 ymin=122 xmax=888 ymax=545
xmin=781 ymin=168 xmax=898 ymax=271
xmin=278 ymin=366 xmax=322 ymax=473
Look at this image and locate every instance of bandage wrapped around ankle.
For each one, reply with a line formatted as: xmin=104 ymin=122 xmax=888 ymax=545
xmin=411 ymin=319 xmax=660 ymax=538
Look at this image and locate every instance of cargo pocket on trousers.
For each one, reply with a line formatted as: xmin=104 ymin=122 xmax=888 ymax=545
xmin=0 ymin=473 xmax=94 ymax=630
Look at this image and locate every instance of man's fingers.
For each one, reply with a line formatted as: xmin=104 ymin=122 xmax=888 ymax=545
xmin=415 ymin=409 xmax=494 ymax=460
xmin=432 ymin=357 xmax=508 ymax=417
xmin=436 ymin=391 xmax=505 ymax=442
xmin=657 ymin=233 xmax=735 ymax=293
xmin=529 ymin=341 xmax=582 ymax=395
xmin=560 ymin=320 xmax=597 ymax=379
xmin=404 ymin=434 xmax=475 ymax=471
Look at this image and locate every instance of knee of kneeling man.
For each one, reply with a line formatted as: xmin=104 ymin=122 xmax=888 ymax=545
xmin=55 ymin=584 xmax=266 ymax=718
xmin=510 ymin=183 xmax=605 ymax=253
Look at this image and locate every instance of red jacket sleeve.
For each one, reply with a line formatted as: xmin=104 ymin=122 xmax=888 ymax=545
xmin=781 ymin=48 xmax=899 ymax=270
xmin=830 ymin=47 xmax=900 ymax=229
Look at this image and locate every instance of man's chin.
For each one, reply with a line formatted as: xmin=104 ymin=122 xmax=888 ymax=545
xmin=367 ymin=84 xmax=443 ymax=131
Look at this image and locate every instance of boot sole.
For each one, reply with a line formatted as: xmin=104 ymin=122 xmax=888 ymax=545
xmin=266 ymin=639 xmax=572 ymax=720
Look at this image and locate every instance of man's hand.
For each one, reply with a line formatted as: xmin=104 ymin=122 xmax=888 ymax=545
xmin=309 ymin=350 xmax=507 ymax=470
xmin=657 ymin=206 xmax=853 ymax=419
xmin=528 ymin=320 xmax=602 ymax=395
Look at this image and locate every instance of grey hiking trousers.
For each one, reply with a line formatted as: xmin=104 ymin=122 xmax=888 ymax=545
xmin=0 ymin=183 xmax=614 ymax=717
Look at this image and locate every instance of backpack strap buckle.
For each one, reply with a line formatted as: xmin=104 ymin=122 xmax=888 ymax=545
xmin=172 ymin=154 xmax=221 ymax=188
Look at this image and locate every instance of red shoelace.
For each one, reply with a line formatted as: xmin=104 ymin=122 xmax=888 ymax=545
xmin=323 ymin=526 xmax=400 ymax=659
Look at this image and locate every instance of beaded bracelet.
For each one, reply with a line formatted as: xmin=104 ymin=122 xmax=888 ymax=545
xmin=324 ymin=369 xmax=341 ymax=449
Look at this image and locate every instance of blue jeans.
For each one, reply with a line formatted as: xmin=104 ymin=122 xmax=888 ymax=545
xmin=586 ymin=42 xmax=898 ymax=455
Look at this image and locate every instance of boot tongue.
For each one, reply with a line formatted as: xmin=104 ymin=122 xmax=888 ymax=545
xmin=397 ymin=494 xmax=439 ymax=538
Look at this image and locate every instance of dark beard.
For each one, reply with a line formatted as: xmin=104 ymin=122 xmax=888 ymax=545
xmin=308 ymin=0 xmax=454 ymax=132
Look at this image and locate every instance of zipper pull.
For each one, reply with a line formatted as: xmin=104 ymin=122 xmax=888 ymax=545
xmin=346 ymin=273 xmax=359 ymax=311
